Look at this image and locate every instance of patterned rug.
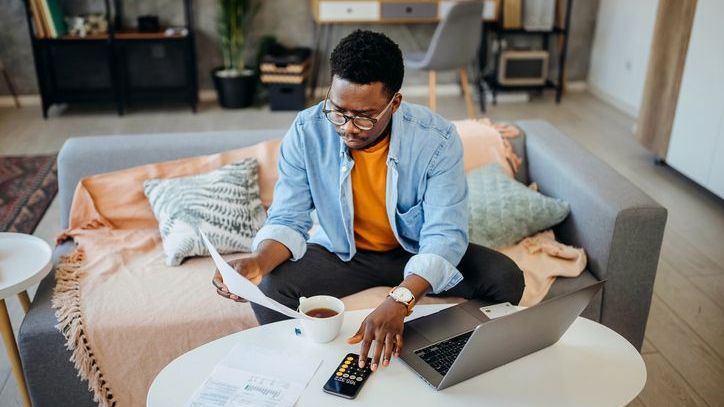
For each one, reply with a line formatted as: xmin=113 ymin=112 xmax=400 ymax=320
xmin=0 ymin=154 xmax=58 ymax=234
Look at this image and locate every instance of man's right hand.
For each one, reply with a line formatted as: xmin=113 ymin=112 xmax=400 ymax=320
xmin=212 ymin=257 xmax=264 ymax=302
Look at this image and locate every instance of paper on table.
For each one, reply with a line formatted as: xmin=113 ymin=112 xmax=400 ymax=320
xmin=200 ymin=231 xmax=310 ymax=320
xmin=186 ymin=344 xmax=322 ymax=407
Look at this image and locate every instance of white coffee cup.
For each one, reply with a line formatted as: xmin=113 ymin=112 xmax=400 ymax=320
xmin=298 ymin=295 xmax=345 ymax=343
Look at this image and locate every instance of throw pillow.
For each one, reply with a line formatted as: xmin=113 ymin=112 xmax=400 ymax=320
xmin=144 ymin=158 xmax=267 ymax=266
xmin=453 ymin=119 xmax=522 ymax=177
xmin=468 ymin=163 xmax=570 ymax=249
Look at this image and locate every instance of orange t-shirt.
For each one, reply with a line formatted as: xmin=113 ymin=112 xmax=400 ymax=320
xmin=350 ymin=135 xmax=400 ymax=251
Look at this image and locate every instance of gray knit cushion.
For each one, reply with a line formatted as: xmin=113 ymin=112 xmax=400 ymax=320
xmin=468 ymin=163 xmax=570 ymax=248
xmin=144 ymin=159 xmax=267 ymax=266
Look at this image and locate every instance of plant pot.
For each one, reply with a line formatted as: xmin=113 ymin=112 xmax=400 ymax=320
xmin=212 ymin=67 xmax=256 ymax=108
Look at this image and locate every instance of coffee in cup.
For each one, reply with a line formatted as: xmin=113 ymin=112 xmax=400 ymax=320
xmin=298 ymin=295 xmax=345 ymax=343
xmin=304 ymin=307 xmax=338 ymax=318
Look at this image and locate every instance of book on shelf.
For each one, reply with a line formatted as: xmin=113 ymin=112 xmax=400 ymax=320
xmin=45 ymin=0 xmax=66 ymax=37
xmin=29 ymin=0 xmax=46 ymax=38
xmin=32 ymin=0 xmax=51 ymax=38
xmin=33 ymin=0 xmax=66 ymax=38
xmin=38 ymin=0 xmax=55 ymax=37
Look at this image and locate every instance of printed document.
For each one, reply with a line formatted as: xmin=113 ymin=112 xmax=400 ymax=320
xmin=186 ymin=344 xmax=322 ymax=407
xmin=200 ymin=231 xmax=310 ymax=320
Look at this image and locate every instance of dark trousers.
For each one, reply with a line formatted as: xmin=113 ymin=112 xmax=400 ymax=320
xmin=251 ymin=243 xmax=525 ymax=325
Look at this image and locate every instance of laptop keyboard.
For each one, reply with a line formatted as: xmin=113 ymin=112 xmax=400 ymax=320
xmin=414 ymin=330 xmax=473 ymax=376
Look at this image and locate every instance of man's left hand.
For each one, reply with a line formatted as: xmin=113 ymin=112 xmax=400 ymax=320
xmin=347 ymin=298 xmax=407 ymax=371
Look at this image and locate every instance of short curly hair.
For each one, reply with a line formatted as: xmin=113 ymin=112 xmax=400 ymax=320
xmin=330 ymin=30 xmax=404 ymax=96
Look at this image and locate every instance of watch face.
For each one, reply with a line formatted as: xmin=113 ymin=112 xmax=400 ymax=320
xmin=393 ymin=287 xmax=413 ymax=303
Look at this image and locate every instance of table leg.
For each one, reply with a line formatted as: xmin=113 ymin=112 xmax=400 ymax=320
xmin=18 ymin=291 xmax=31 ymax=314
xmin=0 ymin=299 xmax=32 ymax=407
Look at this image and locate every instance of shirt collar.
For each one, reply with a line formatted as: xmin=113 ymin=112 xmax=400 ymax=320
xmin=335 ymin=102 xmax=405 ymax=163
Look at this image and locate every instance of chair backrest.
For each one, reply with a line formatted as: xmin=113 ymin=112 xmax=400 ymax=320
xmin=423 ymin=1 xmax=484 ymax=70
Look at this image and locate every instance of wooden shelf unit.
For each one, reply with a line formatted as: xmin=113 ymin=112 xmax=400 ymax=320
xmin=478 ymin=0 xmax=573 ymax=111
xmin=22 ymin=0 xmax=198 ymax=117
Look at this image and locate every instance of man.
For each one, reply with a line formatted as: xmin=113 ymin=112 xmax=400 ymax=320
xmin=214 ymin=30 xmax=524 ymax=373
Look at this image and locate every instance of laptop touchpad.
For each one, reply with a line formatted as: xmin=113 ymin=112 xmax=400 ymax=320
xmin=408 ymin=308 xmax=481 ymax=343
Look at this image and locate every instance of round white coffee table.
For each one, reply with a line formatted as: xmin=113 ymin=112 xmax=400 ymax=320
xmin=148 ymin=304 xmax=646 ymax=406
xmin=0 ymin=232 xmax=53 ymax=407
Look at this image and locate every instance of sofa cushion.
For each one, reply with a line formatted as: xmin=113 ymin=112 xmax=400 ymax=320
xmin=57 ymin=130 xmax=283 ymax=229
xmin=144 ymin=159 xmax=267 ymax=266
xmin=468 ymin=164 xmax=570 ymax=249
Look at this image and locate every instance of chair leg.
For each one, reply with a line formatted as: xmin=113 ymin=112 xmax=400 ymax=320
xmin=428 ymin=71 xmax=437 ymax=112
xmin=459 ymin=67 xmax=475 ymax=119
xmin=1 ymin=66 xmax=21 ymax=108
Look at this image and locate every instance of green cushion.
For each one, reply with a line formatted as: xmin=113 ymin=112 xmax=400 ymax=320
xmin=468 ymin=163 xmax=570 ymax=248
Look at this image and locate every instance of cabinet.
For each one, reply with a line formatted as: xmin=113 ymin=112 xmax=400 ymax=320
xmin=479 ymin=0 xmax=573 ymax=111
xmin=666 ymin=0 xmax=724 ymax=198
xmin=22 ymin=0 xmax=198 ymax=117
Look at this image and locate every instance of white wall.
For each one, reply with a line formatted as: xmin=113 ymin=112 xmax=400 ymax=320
xmin=587 ymin=0 xmax=659 ymax=117
xmin=666 ymin=0 xmax=724 ymax=198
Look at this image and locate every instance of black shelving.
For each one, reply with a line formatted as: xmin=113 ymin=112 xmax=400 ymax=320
xmin=22 ymin=0 xmax=198 ymax=117
xmin=477 ymin=0 xmax=573 ymax=112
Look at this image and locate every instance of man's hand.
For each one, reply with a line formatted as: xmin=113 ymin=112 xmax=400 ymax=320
xmin=212 ymin=257 xmax=263 ymax=302
xmin=347 ymin=298 xmax=408 ymax=371
xmin=211 ymin=239 xmax=292 ymax=302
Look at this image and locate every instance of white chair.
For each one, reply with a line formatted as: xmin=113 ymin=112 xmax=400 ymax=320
xmin=403 ymin=1 xmax=483 ymax=118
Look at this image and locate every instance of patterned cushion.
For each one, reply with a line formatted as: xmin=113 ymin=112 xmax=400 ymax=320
xmin=144 ymin=158 xmax=267 ymax=266
xmin=468 ymin=164 xmax=569 ymax=248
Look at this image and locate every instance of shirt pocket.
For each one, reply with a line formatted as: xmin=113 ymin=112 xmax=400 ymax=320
xmin=395 ymin=201 xmax=423 ymax=240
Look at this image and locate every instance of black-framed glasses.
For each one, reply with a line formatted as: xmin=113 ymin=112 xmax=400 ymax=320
xmin=323 ymin=87 xmax=397 ymax=131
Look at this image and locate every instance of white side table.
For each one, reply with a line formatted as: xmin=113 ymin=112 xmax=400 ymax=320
xmin=0 ymin=233 xmax=53 ymax=407
xmin=148 ymin=304 xmax=647 ymax=407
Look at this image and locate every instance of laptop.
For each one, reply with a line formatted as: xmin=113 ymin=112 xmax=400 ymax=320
xmin=399 ymin=281 xmax=604 ymax=390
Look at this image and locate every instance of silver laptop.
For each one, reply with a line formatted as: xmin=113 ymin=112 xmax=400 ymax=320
xmin=400 ymin=281 xmax=604 ymax=390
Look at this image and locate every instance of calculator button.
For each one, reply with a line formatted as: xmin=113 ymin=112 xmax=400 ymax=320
xmin=346 ymin=357 xmax=353 ymax=361
xmin=356 ymin=376 xmax=363 ymax=381
xmin=336 ymin=372 xmax=343 ymax=376
xmin=339 ymin=368 xmax=346 ymax=373
xmin=343 ymin=373 xmax=349 ymax=378
xmin=349 ymin=375 xmax=356 ymax=380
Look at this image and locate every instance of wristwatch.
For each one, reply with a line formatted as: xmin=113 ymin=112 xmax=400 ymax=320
xmin=387 ymin=286 xmax=416 ymax=316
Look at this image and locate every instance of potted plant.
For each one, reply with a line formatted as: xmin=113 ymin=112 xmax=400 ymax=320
xmin=212 ymin=0 xmax=260 ymax=108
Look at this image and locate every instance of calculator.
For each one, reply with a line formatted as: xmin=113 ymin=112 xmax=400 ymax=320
xmin=322 ymin=353 xmax=373 ymax=399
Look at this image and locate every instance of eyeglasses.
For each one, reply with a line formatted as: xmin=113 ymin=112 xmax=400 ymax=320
xmin=323 ymin=87 xmax=397 ymax=131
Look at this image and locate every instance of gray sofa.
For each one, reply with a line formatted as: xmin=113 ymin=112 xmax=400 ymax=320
xmin=18 ymin=120 xmax=667 ymax=406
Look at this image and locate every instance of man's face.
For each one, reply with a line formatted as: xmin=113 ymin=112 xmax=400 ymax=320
xmin=327 ymin=76 xmax=401 ymax=150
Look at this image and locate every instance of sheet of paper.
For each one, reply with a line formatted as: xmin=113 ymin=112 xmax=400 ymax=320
xmin=200 ymin=232 xmax=310 ymax=320
xmin=186 ymin=344 xmax=322 ymax=407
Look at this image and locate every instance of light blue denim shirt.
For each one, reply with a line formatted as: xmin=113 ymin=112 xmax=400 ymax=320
xmin=251 ymin=100 xmax=468 ymax=294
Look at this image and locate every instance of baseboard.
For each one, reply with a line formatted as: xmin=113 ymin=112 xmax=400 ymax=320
xmin=587 ymin=82 xmax=639 ymax=119
xmin=1 ymin=84 xmax=534 ymax=108
xmin=198 ymin=89 xmax=217 ymax=103
xmin=0 ymin=94 xmax=41 ymax=107
xmin=566 ymin=81 xmax=588 ymax=92
xmin=399 ymin=83 xmax=528 ymax=104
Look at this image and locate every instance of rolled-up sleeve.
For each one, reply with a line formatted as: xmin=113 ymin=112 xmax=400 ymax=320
xmin=403 ymin=127 xmax=468 ymax=293
xmin=251 ymin=115 xmax=314 ymax=261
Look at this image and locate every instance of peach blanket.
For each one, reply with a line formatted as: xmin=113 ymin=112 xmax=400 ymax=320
xmin=53 ymin=122 xmax=584 ymax=406
xmin=53 ymin=141 xmax=281 ymax=407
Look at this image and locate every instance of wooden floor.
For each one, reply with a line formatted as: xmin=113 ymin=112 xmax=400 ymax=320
xmin=1 ymin=92 xmax=723 ymax=406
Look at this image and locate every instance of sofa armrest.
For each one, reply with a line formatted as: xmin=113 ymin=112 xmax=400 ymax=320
xmin=516 ymin=120 xmax=668 ymax=350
